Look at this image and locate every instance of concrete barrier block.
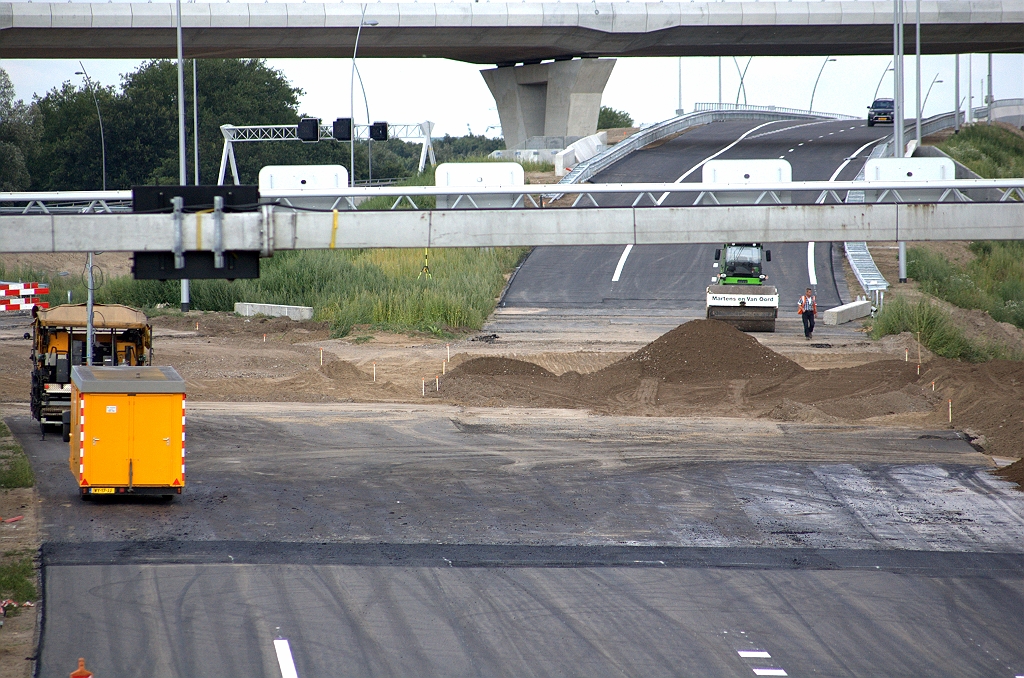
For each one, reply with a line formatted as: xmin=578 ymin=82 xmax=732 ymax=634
xmin=823 ymin=299 xmax=872 ymax=325
xmin=235 ymin=303 xmax=314 ymax=322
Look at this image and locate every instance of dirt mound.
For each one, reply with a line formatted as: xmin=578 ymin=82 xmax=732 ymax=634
xmin=452 ymin=357 xmax=555 ymax=377
xmin=995 ymin=459 xmax=1024 ymax=491
xmin=320 ymin=359 xmax=372 ymax=381
xmin=607 ymin=320 xmax=803 ymax=384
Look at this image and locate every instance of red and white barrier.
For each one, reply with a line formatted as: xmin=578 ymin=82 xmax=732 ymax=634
xmin=0 ymin=281 xmax=50 ymax=312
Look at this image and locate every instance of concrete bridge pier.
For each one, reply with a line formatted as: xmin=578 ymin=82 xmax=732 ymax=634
xmin=481 ymin=58 xmax=615 ymax=152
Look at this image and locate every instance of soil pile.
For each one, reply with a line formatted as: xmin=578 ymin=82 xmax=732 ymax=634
xmin=455 ymin=357 xmax=555 ymax=377
xmin=603 ymin=320 xmax=803 ymax=384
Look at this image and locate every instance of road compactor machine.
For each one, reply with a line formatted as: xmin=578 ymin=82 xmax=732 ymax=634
xmin=706 ymin=243 xmax=779 ymax=332
xmin=30 ymin=304 xmax=152 ymax=439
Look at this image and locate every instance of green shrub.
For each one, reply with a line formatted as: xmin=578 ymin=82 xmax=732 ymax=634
xmin=870 ymin=295 xmax=1018 ymax=362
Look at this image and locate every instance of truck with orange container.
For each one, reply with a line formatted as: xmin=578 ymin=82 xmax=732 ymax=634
xmin=69 ymin=365 xmax=187 ymax=500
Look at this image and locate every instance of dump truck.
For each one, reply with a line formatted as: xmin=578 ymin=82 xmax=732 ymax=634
xmin=706 ymin=243 xmax=779 ymax=332
xmin=69 ymin=365 xmax=186 ymax=499
xmin=30 ymin=304 xmax=152 ymax=439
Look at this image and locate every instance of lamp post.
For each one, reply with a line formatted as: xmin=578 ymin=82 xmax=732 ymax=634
xmin=74 ymin=64 xmax=106 ymax=191
xmin=809 ymin=57 xmax=836 ymax=112
xmin=921 ymin=75 xmax=943 ymax=115
xmin=873 ymin=60 xmax=894 ymax=102
xmin=350 ymin=5 xmax=378 ymax=187
xmin=733 ymin=56 xmax=752 ymax=106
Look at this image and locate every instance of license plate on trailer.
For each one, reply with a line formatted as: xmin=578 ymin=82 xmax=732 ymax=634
xmin=90 ymin=488 xmax=115 ymax=494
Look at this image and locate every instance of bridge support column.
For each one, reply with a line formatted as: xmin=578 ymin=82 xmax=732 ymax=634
xmin=481 ymin=58 xmax=615 ymax=152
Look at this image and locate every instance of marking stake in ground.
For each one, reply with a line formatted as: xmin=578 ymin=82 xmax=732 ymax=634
xmin=373 ymin=362 xmax=376 ymax=382
xmin=319 ymin=348 xmax=323 ymax=366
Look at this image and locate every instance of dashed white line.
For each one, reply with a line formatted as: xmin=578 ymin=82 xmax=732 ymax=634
xmin=612 ymin=243 xmax=633 ymax=282
xmin=738 ymin=651 xmax=772 ymax=659
xmin=788 ymin=148 xmax=795 ymax=152
xmin=274 ymin=639 xmax=300 ymax=678
xmin=798 ymin=143 xmax=804 ymax=146
xmin=752 ymin=669 xmax=788 ymax=677
xmin=778 ymin=155 xmax=785 ymax=159
xmin=655 ymin=120 xmax=781 ymax=205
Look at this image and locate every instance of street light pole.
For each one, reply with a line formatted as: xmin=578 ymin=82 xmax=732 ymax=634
xmin=873 ymin=60 xmax=893 ymax=102
xmin=175 ymin=0 xmax=190 ymax=312
xmin=921 ymin=75 xmax=943 ymax=114
xmin=75 ymin=63 xmax=106 ymax=191
xmin=809 ymin=57 xmax=836 ymax=112
xmin=915 ymin=0 xmax=922 ymax=146
xmin=75 ymin=63 xmax=105 ymax=366
xmin=954 ymin=54 xmax=960 ymax=132
xmin=350 ymin=6 xmax=377 ymax=187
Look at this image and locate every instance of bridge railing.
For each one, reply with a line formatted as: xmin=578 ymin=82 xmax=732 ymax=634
xmin=2 ymin=179 xmax=1022 ymax=215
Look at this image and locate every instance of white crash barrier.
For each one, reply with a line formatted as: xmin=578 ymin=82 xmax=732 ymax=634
xmin=823 ymin=299 xmax=872 ymax=325
xmin=234 ymin=303 xmax=314 ymax=321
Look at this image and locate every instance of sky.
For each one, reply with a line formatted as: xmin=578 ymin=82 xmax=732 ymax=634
xmin=2 ymin=3 xmax=1023 ymax=141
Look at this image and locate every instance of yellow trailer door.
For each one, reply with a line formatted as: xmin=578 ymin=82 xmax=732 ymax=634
xmin=130 ymin=394 xmax=183 ymax=486
xmin=84 ymin=393 xmax=131 ymax=486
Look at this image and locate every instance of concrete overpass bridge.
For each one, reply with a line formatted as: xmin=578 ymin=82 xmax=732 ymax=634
xmin=2 ymin=1 xmax=1023 ymax=62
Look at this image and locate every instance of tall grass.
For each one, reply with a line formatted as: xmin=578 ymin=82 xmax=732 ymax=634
xmin=0 ymin=558 xmax=37 ymax=603
xmin=870 ymin=295 xmax=1018 ymax=361
xmin=936 ymin=125 xmax=1024 ymax=179
xmin=908 ymin=243 xmax=1024 ymax=329
xmin=7 ymin=248 xmax=528 ymax=337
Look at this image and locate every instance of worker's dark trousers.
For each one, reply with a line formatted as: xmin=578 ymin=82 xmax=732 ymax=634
xmin=802 ymin=311 xmax=815 ymax=337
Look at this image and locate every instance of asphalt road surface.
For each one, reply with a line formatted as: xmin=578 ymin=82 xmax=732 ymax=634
xmin=502 ymin=118 xmax=888 ymax=313
xmin=13 ymin=403 xmax=1024 ymax=677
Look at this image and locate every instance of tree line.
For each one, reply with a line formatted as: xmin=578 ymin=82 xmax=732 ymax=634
xmin=0 ymin=59 xmax=505 ymax=192
xmin=1 ymin=58 xmax=634 ymax=193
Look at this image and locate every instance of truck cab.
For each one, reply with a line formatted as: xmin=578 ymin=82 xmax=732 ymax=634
xmin=30 ymin=304 xmax=152 ymax=439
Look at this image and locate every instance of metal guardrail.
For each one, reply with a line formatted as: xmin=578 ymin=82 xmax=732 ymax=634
xmin=3 ymin=179 xmax=1023 ymax=215
xmin=693 ymin=102 xmax=854 ymax=120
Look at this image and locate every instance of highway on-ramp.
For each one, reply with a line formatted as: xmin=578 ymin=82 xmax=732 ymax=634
xmin=501 ymin=118 xmax=888 ymax=315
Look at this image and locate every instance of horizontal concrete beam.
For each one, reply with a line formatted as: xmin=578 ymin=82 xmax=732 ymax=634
xmin=1 ymin=203 xmax=1022 ymax=253
xmin=2 ymin=2 xmax=1023 ymax=61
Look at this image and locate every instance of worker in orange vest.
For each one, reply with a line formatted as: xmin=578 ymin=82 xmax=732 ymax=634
xmin=798 ymin=287 xmax=817 ymax=339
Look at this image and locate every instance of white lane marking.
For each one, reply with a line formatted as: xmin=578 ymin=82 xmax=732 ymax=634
xmin=274 ymin=639 xmax=300 ymax=678
xmin=752 ymin=669 xmax=788 ymax=676
xmin=798 ymin=143 xmax=804 ymax=146
xmin=611 ymin=243 xmax=633 ymax=282
xmin=828 ymin=137 xmax=886 ymax=181
xmin=738 ymin=650 xmax=772 ymax=658
xmin=746 ymin=120 xmax=831 ymax=140
xmin=807 ymin=242 xmax=818 ymax=286
xmin=656 ymin=120 xmax=781 ymax=205
xmin=788 ymin=148 xmax=795 ymax=152
xmin=778 ymin=155 xmax=785 ymax=159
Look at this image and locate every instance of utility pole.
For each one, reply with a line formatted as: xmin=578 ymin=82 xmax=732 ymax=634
xmin=193 ymin=59 xmax=200 ymax=185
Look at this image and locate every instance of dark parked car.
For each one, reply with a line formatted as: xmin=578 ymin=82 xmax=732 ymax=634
xmin=867 ymin=98 xmax=894 ymax=127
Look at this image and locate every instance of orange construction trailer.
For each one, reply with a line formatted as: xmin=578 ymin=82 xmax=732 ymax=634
xmin=69 ymin=365 xmax=186 ymax=500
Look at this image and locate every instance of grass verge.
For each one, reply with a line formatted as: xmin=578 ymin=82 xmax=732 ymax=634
xmin=869 ymin=295 xmax=1021 ymax=362
xmin=0 ymin=422 xmax=33 ymax=490
xmin=908 ymin=243 xmax=1024 ymax=329
xmin=0 ymin=558 xmax=36 ymax=605
xmin=936 ymin=124 xmax=1024 ymax=179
